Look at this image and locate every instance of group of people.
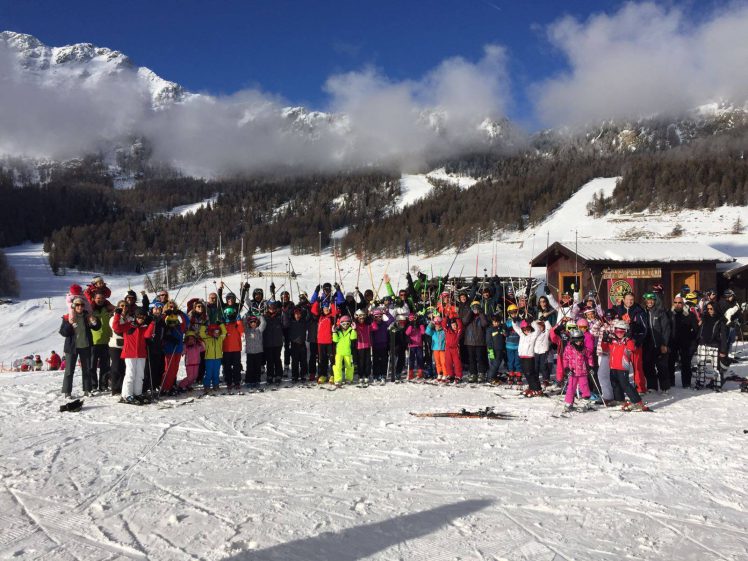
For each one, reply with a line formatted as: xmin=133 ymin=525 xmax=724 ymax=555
xmin=58 ymin=271 xmax=744 ymax=410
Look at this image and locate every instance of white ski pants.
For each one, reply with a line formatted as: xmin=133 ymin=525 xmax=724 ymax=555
xmin=123 ymin=358 xmax=146 ymax=398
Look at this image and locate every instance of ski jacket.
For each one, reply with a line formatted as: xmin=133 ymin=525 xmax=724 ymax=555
xmin=91 ymin=305 xmax=113 ymax=346
xmin=183 ymin=340 xmax=205 ymax=366
xmin=562 ymin=343 xmax=594 ymax=378
xmin=602 ymin=336 xmax=636 ymax=371
xmin=512 ymin=322 xmax=541 ymax=359
xmin=59 ymin=312 xmax=101 ymax=354
xmin=387 ymin=322 xmax=407 ymax=352
xmin=221 ymin=319 xmax=244 ymax=353
xmin=370 ymin=314 xmax=393 ymax=349
xmin=463 ymin=310 xmax=488 ymax=346
xmin=444 ymin=319 xmax=463 ymax=349
xmin=263 ymin=313 xmax=284 ymax=347
xmin=311 ymin=301 xmax=338 ymax=345
xmin=505 ymin=318 xmax=520 ymax=350
xmin=718 ymin=299 xmax=741 ymax=327
xmin=84 ymin=282 xmax=111 ymax=302
xmin=533 ymin=322 xmax=552 ymax=354
xmin=697 ymin=315 xmax=728 ymax=353
xmin=200 ymin=324 xmax=227 ymax=360
xmin=46 ymin=353 xmax=62 ymax=369
xmin=547 ymin=291 xmax=579 ymax=325
xmin=288 ymin=316 xmax=309 ymax=345
xmin=112 ymin=316 xmax=155 ymax=359
xmin=310 ymin=288 xmax=344 ymax=309
xmin=244 ymin=315 xmax=266 ymax=354
xmin=109 ymin=316 xmax=124 ymax=349
xmin=671 ymin=308 xmax=698 ymax=346
xmin=436 ymin=301 xmax=459 ymax=319
xmin=536 ymin=305 xmax=557 ymax=326
xmin=644 ymin=306 xmax=671 ymax=348
xmin=146 ymin=318 xmax=165 ymax=357
xmin=354 ymin=320 xmax=373 ymax=349
xmin=306 ymin=308 xmax=318 ymax=344
xmin=425 ymin=324 xmax=446 ymax=351
xmin=162 ymin=321 xmax=187 ymax=355
xmin=485 ymin=325 xmax=505 ymax=356
xmin=405 ymin=323 xmax=425 ymax=348
xmin=614 ymin=303 xmax=648 ymax=346
xmin=332 ymin=326 xmax=357 ymax=355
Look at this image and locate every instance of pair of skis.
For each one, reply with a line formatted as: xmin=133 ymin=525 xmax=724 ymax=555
xmin=409 ymin=407 xmax=518 ymax=420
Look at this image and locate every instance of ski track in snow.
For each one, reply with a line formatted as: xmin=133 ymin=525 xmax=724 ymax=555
xmin=0 ymin=370 xmax=747 ymax=560
xmin=2 ymin=176 xmax=748 ymax=559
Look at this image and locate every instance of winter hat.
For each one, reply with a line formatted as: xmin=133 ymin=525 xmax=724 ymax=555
xmin=72 ymin=297 xmax=85 ymax=306
xmin=92 ymin=275 xmax=104 ymax=284
xmin=126 ymin=290 xmax=137 ymax=298
xmin=433 ymin=316 xmax=443 ymax=325
xmin=520 ymin=320 xmax=534 ymax=331
xmin=69 ymin=284 xmax=83 ymax=296
xmin=576 ymin=318 xmax=589 ymax=328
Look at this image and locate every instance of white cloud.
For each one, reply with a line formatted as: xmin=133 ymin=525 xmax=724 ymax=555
xmin=0 ymin=37 xmax=511 ymax=175
xmin=533 ymin=2 xmax=748 ymax=127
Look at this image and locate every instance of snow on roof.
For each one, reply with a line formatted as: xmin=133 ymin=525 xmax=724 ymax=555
xmin=721 ymin=256 xmax=748 ymax=277
xmin=533 ymin=240 xmax=735 ymax=265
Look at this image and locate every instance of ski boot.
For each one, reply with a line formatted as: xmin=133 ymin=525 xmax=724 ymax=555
xmin=317 ymin=375 xmax=328 ymax=385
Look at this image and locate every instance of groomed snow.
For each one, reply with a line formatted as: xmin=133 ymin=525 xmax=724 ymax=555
xmin=161 ymin=195 xmax=218 ymax=217
xmin=396 ymin=174 xmax=435 ymax=210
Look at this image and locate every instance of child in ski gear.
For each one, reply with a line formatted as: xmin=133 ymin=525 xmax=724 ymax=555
xmin=263 ymin=302 xmax=285 ymax=385
xmin=311 ymin=300 xmax=337 ymax=384
xmin=505 ymin=305 xmax=521 ymax=384
xmin=221 ymin=305 xmax=245 ymax=391
xmin=426 ymin=316 xmax=447 ymax=381
xmin=244 ymin=315 xmax=266 ymax=387
xmin=112 ymin=307 xmax=155 ymax=404
xmin=200 ymin=323 xmax=227 ymax=391
xmin=615 ymin=292 xmax=648 ymax=393
xmin=332 ymin=315 xmax=357 ymax=385
xmin=387 ymin=314 xmax=408 ymax=382
xmin=513 ymin=319 xmax=543 ymax=395
xmin=370 ymin=308 xmax=391 ymax=383
xmin=288 ymin=307 xmax=309 ymax=383
xmin=179 ymin=330 xmax=204 ymax=391
xmin=443 ymin=316 xmax=463 ymax=382
xmin=464 ymin=301 xmax=489 ymax=383
xmin=354 ymin=309 xmax=372 ymax=384
xmin=533 ymin=320 xmax=552 ymax=385
xmin=485 ymin=313 xmax=506 ymax=384
xmin=561 ymin=329 xmax=594 ymax=410
xmin=601 ymin=320 xmax=648 ymax=410
xmin=108 ymin=300 xmax=126 ymax=396
xmin=405 ymin=312 xmax=425 ymax=380
xmin=34 ymin=355 xmax=43 ymax=371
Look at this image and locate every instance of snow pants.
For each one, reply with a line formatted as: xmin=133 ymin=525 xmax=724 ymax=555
xmin=122 ymin=357 xmax=145 ymax=398
xmin=245 ymin=352 xmax=263 ymax=385
xmin=564 ymin=374 xmax=591 ymax=405
xmin=282 ymin=328 xmax=291 ymax=369
xmin=179 ymin=363 xmax=199 ymax=390
xmin=62 ymin=347 xmax=92 ymax=395
xmin=307 ymin=343 xmax=318 ymax=377
xmin=91 ymin=344 xmax=110 ymax=390
xmin=487 ymin=356 xmax=501 ymax=382
xmin=444 ymin=347 xmax=463 ymax=379
xmin=144 ymin=350 xmax=164 ymax=393
xmin=372 ymin=347 xmax=388 ymax=380
xmin=535 ymin=352 xmax=550 ymax=382
xmin=318 ymin=344 xmax=334 ymax=379
xmin=596 ymin=354 xmax=614 ymax=401
xmin=643 ymin=342 xmax=670 ymax=392
xmin=506 ymin=348 xmax=520 ymax=372
xmin=466 ymin=345 xmax=487 ymax=377
xmin=333 ymin=354 xmax=354 ymax=384
xmin=204 ymin=358 xmax=221 ymax=389
xmin=356 ymin=347 xmax=372 ymax=381
xmin=408 ymin=346 xmax=424 ymax=371
xmin=610 ymin=368 xmax=642 ymax=403
xmin=290 ymin=342 xmax=308 ymax=381
xmin=264 ymin=346 xmax=282 ymax=382
xmin=433 ymin=350 xmax=446 ymax=376
xmin=520 ymin=356 xmax=541 ymax=391
xmin=388 ymin=346 xmax=406 ymax=381
xmin=109 ymin=347 xmax=125 ymax=396
xmin=631 ymin=345 xmax=646 ymax=393
xmin=222 ymin=351 xmax=243 ymax=386
xmin=162 ymin=353 xmax=182 ymax=392
xmin=669 ymin=342 xmax=694 ymax=388
xmin=695 ymin=345 xmax=723 ymax=390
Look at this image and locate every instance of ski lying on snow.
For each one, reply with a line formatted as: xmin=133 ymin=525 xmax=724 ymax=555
xmin=158 ymin=397 xmax=195 ymax=409
xmin=409 ymin=407 xmax=518 ymax=420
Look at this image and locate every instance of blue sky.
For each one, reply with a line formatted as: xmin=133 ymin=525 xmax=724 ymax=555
xmin=1 ymin=0 xmax=719 ymax=127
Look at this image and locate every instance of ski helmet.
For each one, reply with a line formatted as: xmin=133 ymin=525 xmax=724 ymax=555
xmin=354 ymin=309 xmax=366 ymax=319
xmin=570 ymin=328 xmax=584 ymax=341
xmin=613 ymin=319 xmax=628 ymax=331
xmin=685 ymin=292 xmax=698 ymax=303
xmin=440 ymin=291 xmax=450 ymax=299
xmin=247 ymin=315 xmax=259 ymax=325
xmin=280 ymin=290 xmax=290 ymax=300
xmin=134 ymin=307 xmax=148 ymax=318
xmin=371 ymin=308 xmax=383 ymax=318
xmin=223 ymin=306 xmax=237 ymax=320
xmin=723 ymin=289 xmax=735 ymax=298
xmin=520 ymin=320 xmax=533 ymax=331
xmin=322 ymin=282 xmax=332 ymax=291
xmin=253 ymin=288 xmax=263 ymax=298
xmin=408 ymin=313 xmax=416 ymax=321
xmin=491 ymin=312 xmax=502 ymax=322
xmin=643 ymin=292 xmax=656 ymax=300
xmin=507 ymin=304 xmax=518 ymax=313
xmin=293 ymin=306 xmax=304 ymax=317
xmin=225 ymin=292 xmax=237 ymax=302
xmin=576 ymin=318 xmax=589 ymax=328
xmin=339 ymin=315 xmax=351 ymax=326
xmin=433 ymin=316 xmax=443 ymax=325
xmin=396 ymin=314 xmax=408 ymax=323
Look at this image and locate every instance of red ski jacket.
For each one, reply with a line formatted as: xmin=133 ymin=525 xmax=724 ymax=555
xmin=602 ymin=337 xmax=636 ymax=371
xmin=444 ymin=318 xmax=463 ymax=349
xmin=112 ymin=313 xmax=156 ymax=359
xmin=311 ymin=301 xmax=337 ymax=344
